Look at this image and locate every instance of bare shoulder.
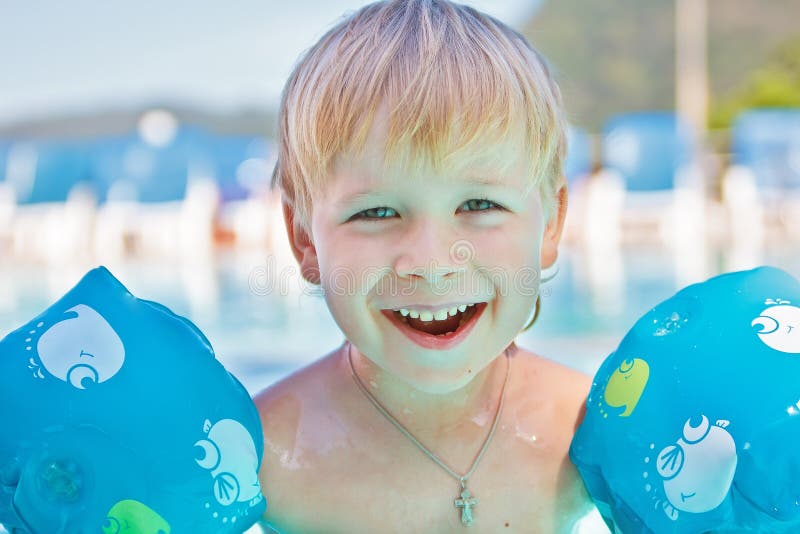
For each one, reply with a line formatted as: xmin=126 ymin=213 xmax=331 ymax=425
xmin=252 ymin=350 xmax=328 ymax=452
xmin=252 ymin=346 xmax=339 ymax=431
xmin=511 ymin=344 xmax=593 ymax=433
xmin=252 ymin=345 xmax=348 ymax=530
xmin=508 ymin=345 xmax=597 ymax=531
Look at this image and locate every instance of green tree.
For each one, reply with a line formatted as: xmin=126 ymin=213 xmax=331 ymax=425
xmin=710 ymin=36 xmax=800 ymax=130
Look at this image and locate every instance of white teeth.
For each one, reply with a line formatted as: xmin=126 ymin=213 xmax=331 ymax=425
xmin=395 ymin=303 xmax=478 ymax=322
xmin=433 ymin=309 xmax=449 ymax=321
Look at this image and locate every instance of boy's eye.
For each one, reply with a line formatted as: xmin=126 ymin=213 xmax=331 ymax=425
xmin=348 ymin=198 xmax=504 ymax=222
xmin=462 ymin=198 xmax=502 ymax=212
xmin=352 ymin=206 xmax=398 ymax=221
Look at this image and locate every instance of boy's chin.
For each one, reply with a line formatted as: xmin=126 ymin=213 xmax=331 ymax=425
xmin=381 ymin=354 xmax=485 ymax=393
xmin=399 ymin=373 xmax=476 ymax=396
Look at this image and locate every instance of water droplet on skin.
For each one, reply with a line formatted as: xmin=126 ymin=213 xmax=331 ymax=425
xmin=369 ymin=380 xmax=378 ymax=389
xmin=403 ymin=408 xmax=413 ymax=415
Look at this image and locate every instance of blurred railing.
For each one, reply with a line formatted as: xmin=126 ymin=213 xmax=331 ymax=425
xmin=0 ymin=112 xmax=278 ymax=262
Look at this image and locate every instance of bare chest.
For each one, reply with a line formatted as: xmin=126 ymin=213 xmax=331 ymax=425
xmin=288 ymin=428 xmax=580 ymax=534
xmin=261 ymin=349 xmax=593 ymax=533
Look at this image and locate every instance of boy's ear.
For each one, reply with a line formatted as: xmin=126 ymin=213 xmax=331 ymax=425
xmin=282 ymin=199 xmax=321 ymax=285
xmin=541 ymin=184 xmax=568 ymax=270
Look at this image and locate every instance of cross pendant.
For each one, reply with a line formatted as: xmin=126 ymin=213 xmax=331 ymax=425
xmin=454 ymin=487 xmax=478 ymax=527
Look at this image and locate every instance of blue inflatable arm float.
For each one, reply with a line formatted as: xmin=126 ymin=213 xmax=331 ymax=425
xmin=0 ymin=266 xmax=267 ymax=533
xmin=570 ymin=266 xmax=800 ymax=533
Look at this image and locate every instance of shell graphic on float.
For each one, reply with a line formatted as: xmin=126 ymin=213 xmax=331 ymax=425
xmin=603 ymin=358 xmax=650 ymax=417
xmin=32 ymin=304 xmax=125 ymax=389
xmin=103 ymin=499 xmax=171 ymax=533
xmin=194 ymin=418 xmax=263 ymax=507
xmin=655 ymin=415 xmax=737 ymax=521
xmin=752 ymin=299 xmax=800 ymax=354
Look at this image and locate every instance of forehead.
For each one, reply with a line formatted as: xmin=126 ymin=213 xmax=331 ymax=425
xmin=330 ymin=105 xmax=531 ymax=192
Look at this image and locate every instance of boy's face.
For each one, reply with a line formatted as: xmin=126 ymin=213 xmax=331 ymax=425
xmin=284 ymin=105 xmax=567 ymax=393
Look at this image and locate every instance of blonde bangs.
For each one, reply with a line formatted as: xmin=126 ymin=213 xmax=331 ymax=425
xmin=272 ymin=0 xmax=568 ymax=234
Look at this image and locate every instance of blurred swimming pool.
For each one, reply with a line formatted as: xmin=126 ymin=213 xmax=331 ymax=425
xmin=1 ymin=243 xmax=798 ymax=396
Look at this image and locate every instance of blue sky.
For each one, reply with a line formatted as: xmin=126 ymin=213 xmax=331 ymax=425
xmin=0 ymin=0 xmax=541 ymax=126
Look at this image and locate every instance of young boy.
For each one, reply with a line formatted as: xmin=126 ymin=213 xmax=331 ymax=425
xmin=254 ymin=1 xmax=596 ymax=531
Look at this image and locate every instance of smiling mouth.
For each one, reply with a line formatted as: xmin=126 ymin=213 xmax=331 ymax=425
xmin=381 ymin=302 xmax=487 ymax=349
xmin=680 ymin=491 xmax=696 ymax=502
xmin=389 ymin=305 xmax=481 ymax=336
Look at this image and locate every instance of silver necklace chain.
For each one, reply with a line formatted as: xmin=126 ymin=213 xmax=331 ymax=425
xmin=346 ymin=340 xmax=512 ymax=527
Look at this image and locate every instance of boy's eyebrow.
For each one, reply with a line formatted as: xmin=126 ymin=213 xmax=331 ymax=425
xmin=462 ymin=175 xmax=508 ymax=186
xmin=338 ymin=176 xmax=510 ymax=205
xmin=336 ymin=192 xmax=380 ymax=207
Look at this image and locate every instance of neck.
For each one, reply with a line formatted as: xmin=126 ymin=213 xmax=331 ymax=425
xmin=344 ymin=340 xmax=514 ymax=442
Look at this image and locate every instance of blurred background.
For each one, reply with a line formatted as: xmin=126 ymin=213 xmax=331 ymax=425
xmin=1 ymin=0 xmax=800 ymax=396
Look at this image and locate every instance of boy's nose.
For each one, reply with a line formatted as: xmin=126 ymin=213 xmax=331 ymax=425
xmin=396 ymin=263 xmax=463 ymax=286
xmin=392 ymin=225 xmax=470 ymax=284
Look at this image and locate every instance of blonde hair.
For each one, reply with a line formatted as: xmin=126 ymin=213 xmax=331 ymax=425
xmin=271 ymin=0 xmax=568 ymax=332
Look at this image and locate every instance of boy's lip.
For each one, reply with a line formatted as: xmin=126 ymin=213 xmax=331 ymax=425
xmin=380 ymin=302 xmax=487 ymax=350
